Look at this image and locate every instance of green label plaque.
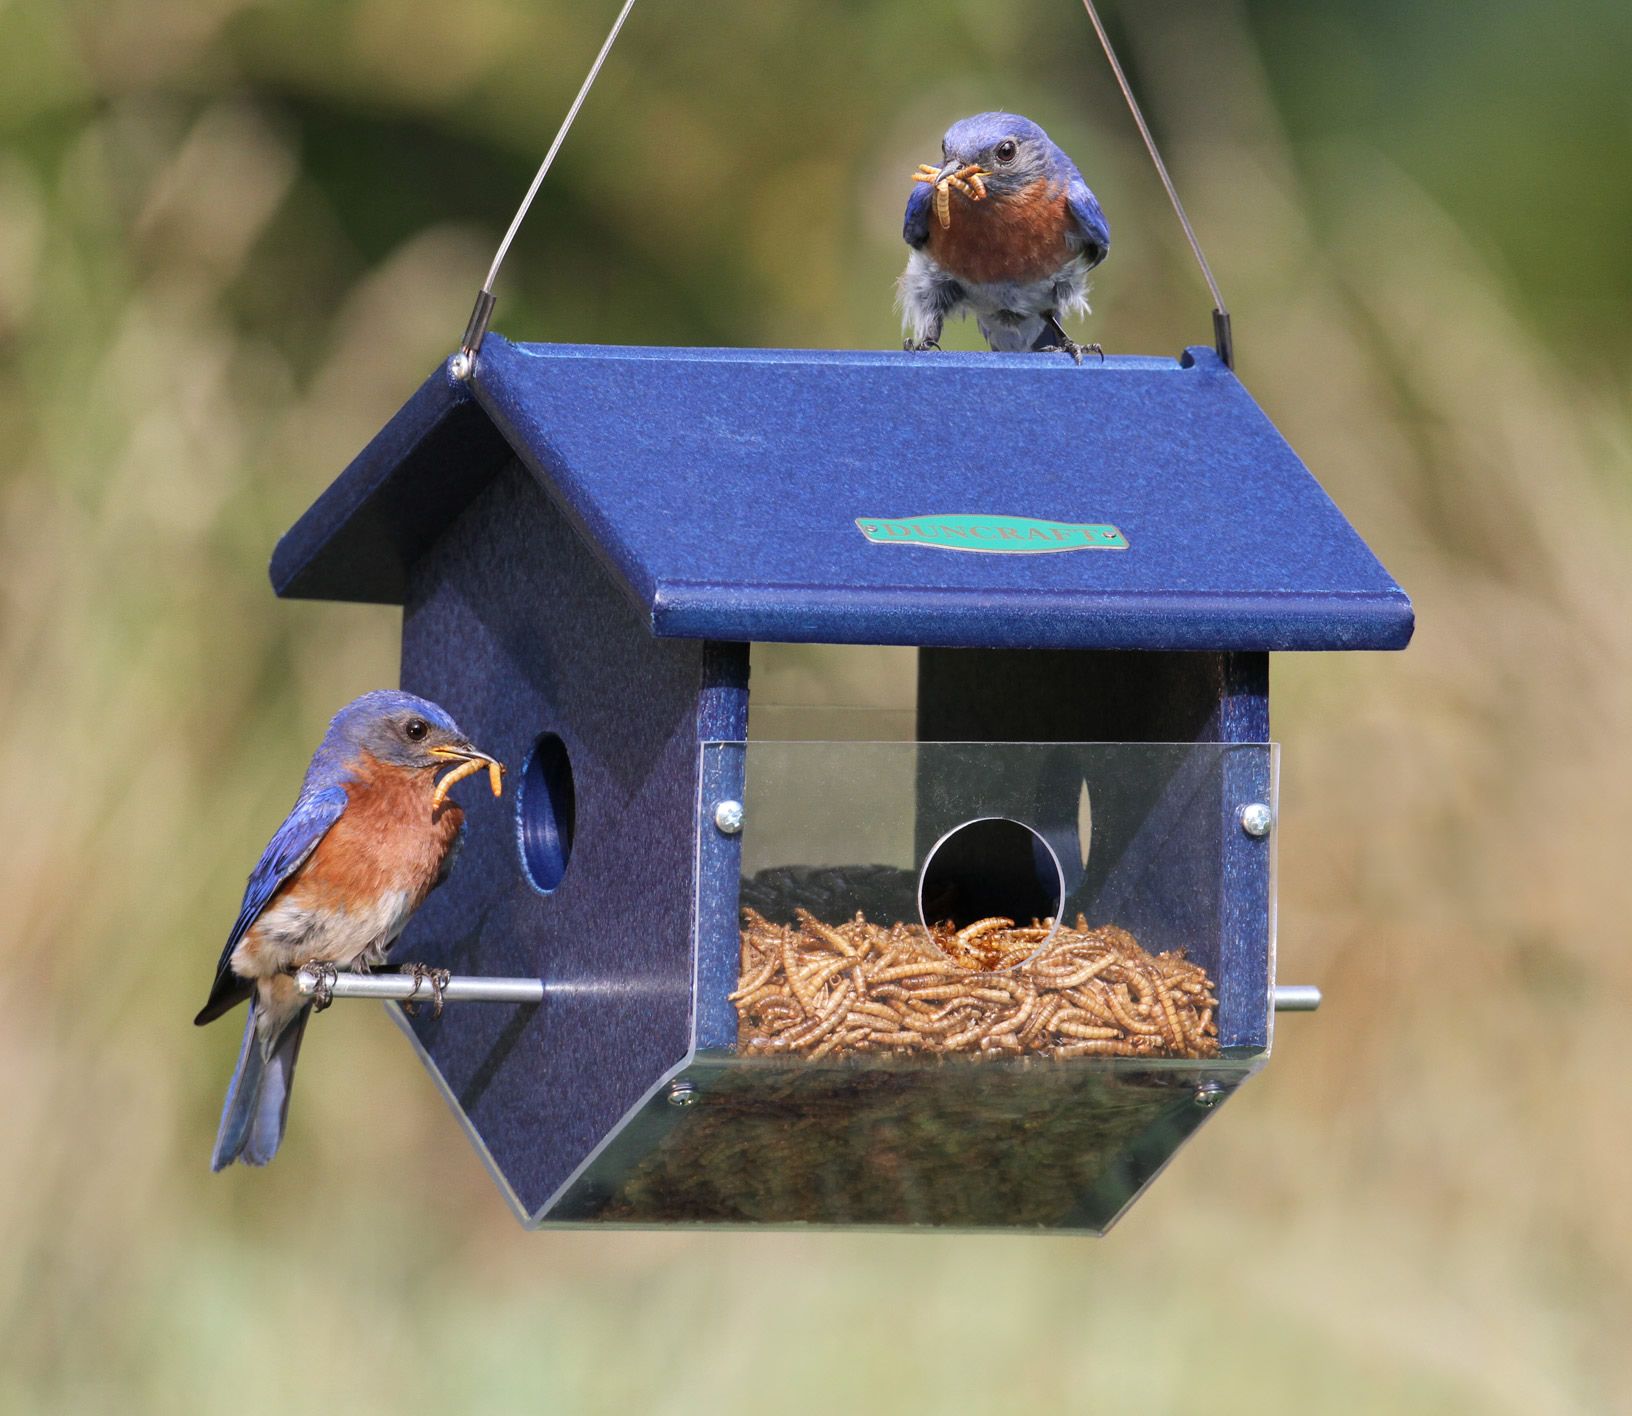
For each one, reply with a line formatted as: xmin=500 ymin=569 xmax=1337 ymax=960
xmin=855 ymin=514 xmax=1128 ymax=553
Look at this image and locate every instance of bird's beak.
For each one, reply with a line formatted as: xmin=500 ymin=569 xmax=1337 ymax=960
xmin=937 ymin=158 xmax=967 ymax=182
xmin=428 ymin=743 xmax=506 ymax=807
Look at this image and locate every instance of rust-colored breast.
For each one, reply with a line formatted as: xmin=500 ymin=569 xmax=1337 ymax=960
xmin=292 ymin=753 xmax=464 ymax=913
xmin=926 ymin=178 xmax=1073 ymax=286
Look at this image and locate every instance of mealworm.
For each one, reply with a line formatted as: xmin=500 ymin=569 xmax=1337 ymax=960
xmin=1153 ymin=977 xmax=1187 ymax=1049
xmin=430 ymin=757 xmax=481 ymax=807
xmin=728 ymin=954 xmax=780 ymax=1001
xmin=799 ymin=954 xmax=858 ymax=993
xmin=1054 ymin=1039 xmax=1139 ymax=1057
xmin=871 ymin=963 xmax=961 ymax=985
xmin=849 ymin=1001 xmax=901 ymax=1026
xmin=797 ymin=910 xmax=855 ymax=957
xmin=1097 ymin=983 xmax=1161 ymax=1036
xmin=1017 ymin=994 xmax=1064 ymax=1045
xmin=985 ymin=992 xmax=1036 ymax=1038
xmin=781 ymin=932 xmax=815 ymax=1016
xmin=1031 ymin=956 xmax=1117 ymax=989
xmin=1057 ymin=1022 xmax=1122 ymax=1041
xmin=779 ymin=987 xmax=852 ymax=1049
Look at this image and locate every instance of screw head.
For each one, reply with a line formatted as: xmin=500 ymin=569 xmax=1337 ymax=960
xmin=448 ymin=351 xmax=474 ymax=381
xmin=1240 ymin=802 xmax=1273 ymax=838
xmin=1193 ymin=1081 xmax=1225 ymax=1108
xmin=713 ymin=799 xmax=744 ymax=834
xmin=667 ymin=1079 xmax=697 ymax=1107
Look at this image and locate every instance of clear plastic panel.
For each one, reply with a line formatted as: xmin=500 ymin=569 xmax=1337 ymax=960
xmin=724 ymin=740 xmax=1276 ymax=1056
xmin=546 ymin=740 xmax=1276 ymax=1231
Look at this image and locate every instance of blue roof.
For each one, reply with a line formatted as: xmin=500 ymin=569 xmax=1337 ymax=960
xmin=272 ymin=336 xmax=1412 ymax=651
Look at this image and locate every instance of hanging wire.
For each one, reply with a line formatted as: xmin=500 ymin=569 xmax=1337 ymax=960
xmin=1076 ymin=0 xmax=1234 ymax=366
xmin=456 ymin=0 xmax=640 ymax=369
xmin=453 ymin=0 xmax=1230 ymax=370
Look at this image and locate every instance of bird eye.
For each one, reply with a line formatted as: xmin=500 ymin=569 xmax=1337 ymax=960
xmin=404 ymin=718 xmax=429 ymax=742
xmin=995 ymin=140 xmax=1018 ymax=164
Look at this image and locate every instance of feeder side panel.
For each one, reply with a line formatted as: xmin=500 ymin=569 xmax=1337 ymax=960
xmin=694 ymin=656 xmax=749 ymax=1053
xmin=394 ymin=457 xmax=744 ymax=1220
xmin=1215 ymin=654 xmax=1272 ymax=1050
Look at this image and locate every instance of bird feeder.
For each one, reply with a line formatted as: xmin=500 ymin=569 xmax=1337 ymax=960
xmin=272 ymin=336 xmax=1411 ymax=1230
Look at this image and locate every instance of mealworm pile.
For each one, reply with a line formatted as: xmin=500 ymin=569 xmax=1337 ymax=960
xmin=733 ymin=910 xmax=1218 ymax=1060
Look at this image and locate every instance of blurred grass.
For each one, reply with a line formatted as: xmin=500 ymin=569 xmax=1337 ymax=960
xmin=2 ymin=0 xmax=1630 ymax=1411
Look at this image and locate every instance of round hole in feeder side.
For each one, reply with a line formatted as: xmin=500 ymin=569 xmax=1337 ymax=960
xmin=517 ymin=733 xmax=575 ymax=894
xmin=918 ymin=817 xmax=1066 ymax=966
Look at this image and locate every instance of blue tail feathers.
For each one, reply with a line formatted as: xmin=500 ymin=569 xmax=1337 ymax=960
xmin=211 ymin=996 xmax=310 ymax=1170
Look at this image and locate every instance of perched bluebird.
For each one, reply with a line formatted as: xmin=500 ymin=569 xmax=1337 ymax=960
xmin=899 ymin=112 xmax=1110 ymax=360
xmin=195 ymin=690 xmax=502 ymax=1170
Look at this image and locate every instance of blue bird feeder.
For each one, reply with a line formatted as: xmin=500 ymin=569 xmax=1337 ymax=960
xmin=273 ymin=335 xmax=1411 ymax=1231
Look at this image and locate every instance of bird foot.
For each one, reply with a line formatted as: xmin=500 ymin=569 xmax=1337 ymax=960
xmin=302 ymin=961 xmax=339 ymax=1012
xmin=1037 ymin=339 xmax=1104 ymax=365
xmin=400 ymin=962 xmax=452 ymax=1019
xmin=903 ymin=337 xmax=943 ymax=353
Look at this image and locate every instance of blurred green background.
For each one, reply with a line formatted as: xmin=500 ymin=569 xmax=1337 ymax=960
xmin=4 ymin=0 xmax=1630 ymax=1411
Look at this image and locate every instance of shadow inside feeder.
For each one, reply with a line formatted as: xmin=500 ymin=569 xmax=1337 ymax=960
xmin=919 ymin=816 xmax=1065 ymax=940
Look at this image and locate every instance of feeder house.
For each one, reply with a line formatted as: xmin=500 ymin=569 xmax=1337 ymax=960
xmin=272 ymin=337 xmax=1412 ymax=1231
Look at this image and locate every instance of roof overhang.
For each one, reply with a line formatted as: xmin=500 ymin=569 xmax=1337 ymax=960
xmin=272 ymin=337 xmax=1413 ymax=652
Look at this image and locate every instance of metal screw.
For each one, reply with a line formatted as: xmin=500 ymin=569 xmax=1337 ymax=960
xmin=448 ymin=351 xmax=474 ymax=382
xmin=713 ymin=799 xmax=744 ymax=835
xmin=1193 ymin=1081 xmax=1225 ymax=1108
xmin=667 ymin=1079 xmax=697 ymax=1107
xmin=1239 ymin=802 xmax=1273 ymax=838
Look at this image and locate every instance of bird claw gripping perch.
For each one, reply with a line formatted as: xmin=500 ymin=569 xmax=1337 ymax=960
xmin=912 ymin=163 xmax=988 ymax=230
xmin=303 ymin=961 xmax=339 ymax=1012
xmin=401 ymin=962 xmax=453 ymax=1019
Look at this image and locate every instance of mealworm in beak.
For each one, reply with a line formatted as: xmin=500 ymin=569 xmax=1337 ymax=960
xmin=432 ymin=758 xmax=482 ymax=807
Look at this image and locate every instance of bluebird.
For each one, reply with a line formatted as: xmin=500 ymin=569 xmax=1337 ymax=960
xmin=899 ymin=112 xmax=1110 ymax=361
xmin=194 ymin=690 xmax=502 ymax=1170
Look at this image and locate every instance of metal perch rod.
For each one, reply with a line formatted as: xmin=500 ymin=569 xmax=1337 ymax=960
xmin=294 ymin=971 xmax=1313 ymax=1011
xmin=294 ymin=967 xmax=545 ymax=1005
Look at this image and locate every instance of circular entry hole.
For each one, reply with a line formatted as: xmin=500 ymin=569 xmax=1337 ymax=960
xmin=518 ymin=733 xmax=575 ymax=894
xmin=919 ymin=817 xmax=1066 ymax=966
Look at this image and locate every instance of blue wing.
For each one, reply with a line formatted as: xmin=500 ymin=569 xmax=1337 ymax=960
xmin=1065 ymin=174 xmax=1110 ymax=269
xmin=903 ymin=183 xmax=934 ymax=248
xmin=194 ymin=784 xmax=349 ymax=1024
